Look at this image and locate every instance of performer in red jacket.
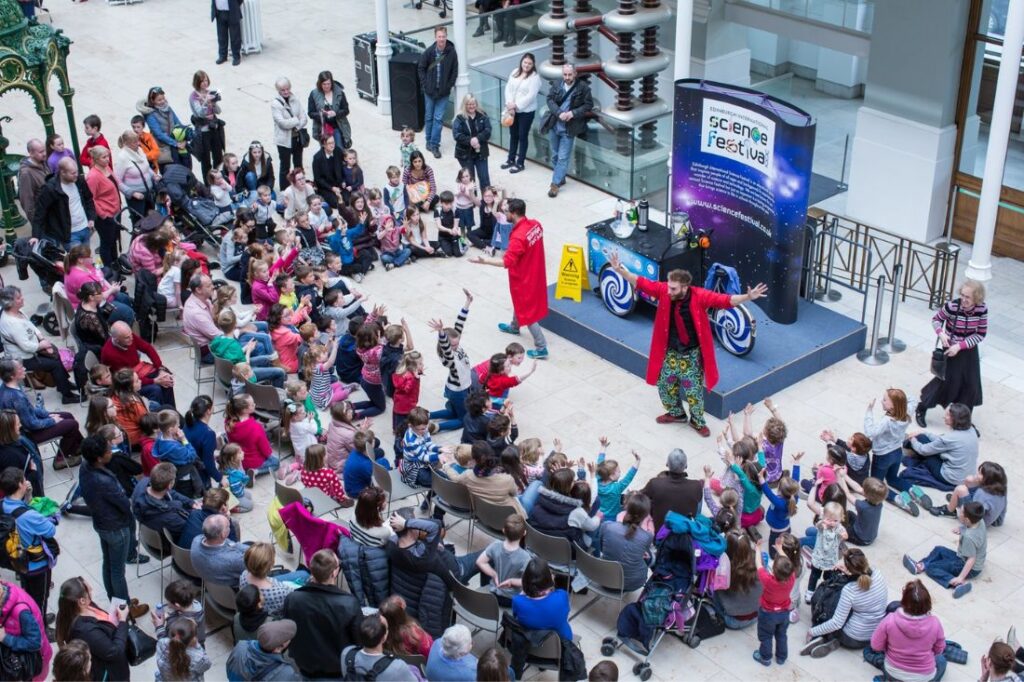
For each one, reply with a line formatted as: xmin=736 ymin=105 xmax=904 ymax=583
xmin=471 ymin=198 xmax=550 ymax=359
xmin=609 ymin=251 xmax=766 ymax=436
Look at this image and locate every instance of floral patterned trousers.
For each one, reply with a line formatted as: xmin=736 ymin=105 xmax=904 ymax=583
xmin=656 ymin=347 xmax=706 ymax=427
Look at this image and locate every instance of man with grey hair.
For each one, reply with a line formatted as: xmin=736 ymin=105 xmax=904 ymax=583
xmin=640 ymin=447 xmax=703 ymax=529
xmin=17 ymin=139 xmax=47 ymax=224
xmin=32 ymin=156 xmax=96 ymax=249
xmin=425 ymin=624 xmax=477 ymax=681
xmin=190 ymin=513 xmax=248 ymax=586
xmin=540 ymin=62 xmax=593 ymax=198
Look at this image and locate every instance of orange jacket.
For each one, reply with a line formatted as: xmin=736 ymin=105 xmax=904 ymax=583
xmin=139 ymin=131 xmax=161 ymax=170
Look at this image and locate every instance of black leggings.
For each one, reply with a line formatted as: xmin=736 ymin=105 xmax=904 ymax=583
xmin=354 ymin=378 xmax=385 ymax=418
xmin=24 ymin=354 xmax=76 ymax=396
xmin=277 ymin=140 xmax=305 ymax=191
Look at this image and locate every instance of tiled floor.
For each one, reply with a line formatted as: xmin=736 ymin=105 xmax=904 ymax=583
xmin=5 ymin=1 xmax=1021 ymax=680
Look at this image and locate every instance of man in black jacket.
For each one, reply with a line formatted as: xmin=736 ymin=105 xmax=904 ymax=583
xmin=31 ymin=157 xmax=96 ymax=249
xmin=282 ymin=549 xmax=361 ymax=679
xmin=312 ymin=135 xmax=347 ymax=210
xmin=211 ymin=0 xmax=244 ymax=66
xmin=541 ymin=63 xmax=593 ymax=198
xmin=416 ymin=26 xmax=458 ymax=159
xmin=79 ymin=435 xmax=150 ymax=615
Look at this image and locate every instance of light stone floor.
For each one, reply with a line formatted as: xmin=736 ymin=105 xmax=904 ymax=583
xmin=4 ymin=1 xmax=1023 ymax=680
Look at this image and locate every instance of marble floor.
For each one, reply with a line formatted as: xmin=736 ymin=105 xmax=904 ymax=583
xmin=4 ymin=1 xmax=1022 ymax=680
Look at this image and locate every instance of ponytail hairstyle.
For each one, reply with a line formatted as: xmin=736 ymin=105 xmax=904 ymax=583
xmin=185 ymin=395 xmax=213 ymax=429
xmin=167 ymin=617 xmax=198 ymax=680
xmin=776 ymin=532 xmax=801 ymax=575
xmin=224 ymin=394 xmax=253 ymax=430
xmin=719 ymin=488 xmax=739 ymax=514
xmin=978 ymin=461 xmax=1007 ymax=497
xmin=281 ymin=399 xmax=302 ymax=431
xmin=714 ymin=507 xmax=738 ymax=534
xmin=301 ymin=344 xmax=325 ymax=385
xmin=394 ymin=350 xmax=423 ymax=377
xmin=778 ymin=474 xmax=800 ymax=517
xmin=622 ymin=492 xmax=651 ymax=540
xmin=844 ymin=547 xmax=873 ymax=591
xmin=500 ymin=445 xmax=528 ymax=492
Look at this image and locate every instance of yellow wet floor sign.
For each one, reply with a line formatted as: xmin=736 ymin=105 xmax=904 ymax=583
xmin=555 ymin=244 xmax=586 ymax=302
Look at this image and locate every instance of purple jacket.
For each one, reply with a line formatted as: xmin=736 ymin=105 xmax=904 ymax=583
xmin=870 ymin=608 xmax=945 ymax=676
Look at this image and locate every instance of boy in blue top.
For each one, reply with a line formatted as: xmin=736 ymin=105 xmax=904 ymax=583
xmin=401 ymin=407 xmax=453 ymax=488
xmin=342 ymin=430 xmax=391 ymax=498
xmin=595 ymin=436 xmax=640 ymax=518
xmin=153 ymin=410 xmax=199 ymax=467
xmin=0 ymin=466 xmax=57 ymax=616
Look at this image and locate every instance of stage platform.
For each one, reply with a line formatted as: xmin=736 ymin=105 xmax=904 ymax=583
xmin=540 ymin=277 xmax=867 ymax=418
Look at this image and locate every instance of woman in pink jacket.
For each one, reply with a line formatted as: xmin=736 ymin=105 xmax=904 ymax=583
xmin=865 ymin=580 xmax=947 ymax=682
xmin=0 ymin=580 xmax=52 ymax=681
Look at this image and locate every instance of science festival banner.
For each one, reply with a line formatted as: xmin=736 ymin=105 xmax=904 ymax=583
xmin=671 ymin=79 xmax=816 ymax=324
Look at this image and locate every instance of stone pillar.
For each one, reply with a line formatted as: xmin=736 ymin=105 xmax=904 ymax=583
xmin=375 ymin=0 xmax=393 ymax=117
xmin=966 ymin=0 xmax=1024 ymax=281
xmin=845 ymin=0 xmax=970 ymax=243
xmin=453 ymin=0 xmax=470 ymax=108
xmin=674 ymin=0 xmax=692 ymax=80
xmin=688 ymin=0 xmax=750 ymax=86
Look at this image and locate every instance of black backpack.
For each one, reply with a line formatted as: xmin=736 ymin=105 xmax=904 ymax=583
xmin=811 ymin=571 xmax=855 ymax=626
xmin=341 ymin=649 xmax=399 ymax=682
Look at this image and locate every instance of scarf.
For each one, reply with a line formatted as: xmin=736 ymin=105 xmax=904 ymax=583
xmin=672 ymin=297 xmax=691 ymax=347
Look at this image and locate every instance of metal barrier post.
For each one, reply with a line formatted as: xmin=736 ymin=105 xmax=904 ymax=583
xmin=857 ymin=276 xmax=890 ymax=366
xmin=879 ymin=263 xmax=906 ymax=354
xmin=814 ymin=218 xmax=843 ymax=301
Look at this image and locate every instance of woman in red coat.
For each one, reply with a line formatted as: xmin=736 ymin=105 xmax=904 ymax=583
xmin=471 ymin=198 xmax=550 ymax=359
xmin=608 ymin=251 xmax=766 ymax=436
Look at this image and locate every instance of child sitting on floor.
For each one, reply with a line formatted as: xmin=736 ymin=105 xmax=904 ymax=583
xmin=903 ymin=500 xmax=986 ymax=599
xmin=303 ymin=343 xmax=355 ymax=411
xmin=300 ymin=444 xmax=354 ymax=506
xmin=835 ymin=472 xmax=887 ymax=546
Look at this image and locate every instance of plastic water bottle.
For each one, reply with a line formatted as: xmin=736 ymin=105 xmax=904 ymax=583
xmin=35 ymin=392 xmax=44 ymax=411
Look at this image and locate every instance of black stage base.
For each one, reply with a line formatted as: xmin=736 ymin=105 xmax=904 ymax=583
xmin=540 ymin=276 xmax=867 ymax=418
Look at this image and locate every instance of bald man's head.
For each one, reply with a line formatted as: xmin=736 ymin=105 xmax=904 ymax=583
xmin=26 ymin=139 xmax=45 ymax=162
xmin=110 ymin=321 xmax=133 ymax=348
xmin=57 ymin=157 xmax=78 ymax=183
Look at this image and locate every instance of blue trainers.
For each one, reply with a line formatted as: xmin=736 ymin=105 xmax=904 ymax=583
xmin=527 ymin=348 xmax=549 ymax=359
xmin=497 ymin=323 xmax=520 ymax=335
xmin=952 ymin=582 xmax=972 ymax=599
xmin=752 ymin=651 xmax=771 ymax=667
xmin=908 ymin=485 xmax=933 ymax=510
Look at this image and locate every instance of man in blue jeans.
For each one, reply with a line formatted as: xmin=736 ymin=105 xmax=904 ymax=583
xmin=541 ymin=63 xmax=593 ymax=198
xmin=78 ymin=435 xmax=151 ymax=616
xmin=417 ymin=26 xmax=458 ymax=159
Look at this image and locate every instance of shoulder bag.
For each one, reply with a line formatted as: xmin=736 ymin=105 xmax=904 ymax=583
xmin=0 ymin=607 xmax=42 ymax=681
xmin=126 ymin=615 xmax=158 ymax=666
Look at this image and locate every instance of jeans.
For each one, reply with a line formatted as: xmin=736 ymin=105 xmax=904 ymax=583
xmin=239 ymin=331 xmax=274 ymax=357
xmin=140 ymin=381 xmax=176 ymax=409
xmin=864 ymin=647 xmax=947 ymax=681
xmin=757 ymin=608 xmax=789 ymax=661
xmin=507 ymin=110 xmax=536 ymax=166
xmin=871 ymin=447 xmax=904 ymax=502
xmin=455 ymin=550 xmax=484 ymax=584
xmin=251 ymin=364 xmax=286 ymax=388
xmin=431 ymin=386 xmax=469 ymax=432
xmin=69 ymin=227 xmax=92 ymax=248
xmin=381 ymin=247 xmax=412 ymax=267
xmin=921 ymin=546 xmax=978 ymax=587
xmin=215 ymin=9 xmax=241 ymax=60
xmin=96 ymin=526 xmax=132 ymax=600
xmin=108 ymin=297 xmax=136 ymax=327
xmin=508 ymin=315 xmax=547 ymax=350
xmin=254 ymin=454 xmax=280 ymax=474
xmin=423 ymin=94 xmax=448 ymax=150
xmin=548 ymin=129 xmax=576 ymax=186
xmin=457 ymin=157 xmax=491 ymax=191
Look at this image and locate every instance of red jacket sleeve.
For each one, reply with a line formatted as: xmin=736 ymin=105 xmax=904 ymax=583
xmin=693 ymin=286 xmax=733 ymax=311
xmin=635 ymin=277 xmax=666 ymax=300
xmin=502 ymin=231 xmax=526 ymax=270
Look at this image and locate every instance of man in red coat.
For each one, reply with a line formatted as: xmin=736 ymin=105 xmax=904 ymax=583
xmin=609 ymin=252 xmax=766 ymax=436
xmin=470 ymin=198 xmax=549 ymax=359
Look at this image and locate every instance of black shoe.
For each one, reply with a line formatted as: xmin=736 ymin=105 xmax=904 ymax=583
xmin=414 ymin=1 xmax=421 ymax=7
xmin=62 ymin=392 xmax=82 ymax=404
xmin=504 ymin=38 xmax=516 ymax=47
xmin=929 ymin=505 xmax=957 ymax=518
xmin=510 ymin=164 xmax=525 ymax=174
xmin=472 ymin=26 xmax=486 ymax=37
xmin=431 ymin=147 xmax=442 ymax=159
xmin=915 ymin=406 xmax=927 ymax=428
xmin=232 ymin=57 xmax=240 ymax=66
xmin=215 ymin=56 xmax=227 ymax=65
xmin=126 ymin=554 xmax=151 ymax=565
xmin=500 ymin=161 xmax=515 ymax=170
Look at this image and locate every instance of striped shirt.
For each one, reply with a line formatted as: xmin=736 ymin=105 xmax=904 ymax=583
xmin=349 ymin=519 xmax=392 ymax=547
xmin=309 ymin=363 xmax=337 ymax=410
xmin=932 ymin=300 xmax=987 ymax=349
xmin=809 ymin=569 xmax=888 ymax=642
xmin=439 ymin=307 xmax=473 ymax=391
xmin=401 ymin=428 xmax=442 ymax=487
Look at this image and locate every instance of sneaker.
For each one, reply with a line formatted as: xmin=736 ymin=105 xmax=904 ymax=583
xmin=945 ymin=493 xmax=953 ymax=503
xmin=928 ymin=505 xmax=957 ymax=517
xmin=776 ymin=656 xmax=786 ymax=665
xmin=497 ymin=323 xmax=520 ymax=335
xmin=126 ymin=554 xmax=151 ymax=565
xmin=789 ymin=609 xmax=799 ymax=624
xmin=526 ymin=348 xmax=549 ymax=359
xmin=655 ymin=413 xmax=686 ymax=424
xmin=428 ymin=421 xmax=439 ymax=435
xmin=690 ymin=421 xmax=711 ymax=438
xmin=353 ymin=273 xmax=364 ymax=283
xmin=53 ymin=455 xmax=81 ymax=471
xmin=810 ymin=638 xmax=840 ymax=658
xmin=902 ymin=554 xmax=922 ymax=575
xmin=510 ymin=164 xmax=525 ymax=174
xmin=232 ymin=57 xmax=241 ymax=66
xmin=472 ymin=25 xmax=486 ymax=37
xmin=338 ymin=497 xmax=356 ymax=508
xmin=245 ymin=468 xmax=256 ymax=488
xmin=891 ymin=491 xmax=920 ymax=517
xmin=800 ymin=637 xmax=826 ymax=656
xmin=803 ymin=589 xmax=813 ymax=604
xmin=548 ymin=183 xmax=559 ymax=198
xmin=268 ymin=351 xmax=280 ymax=362
xmin=500 ymin=161 xmax=515 ymax=170
xmin=952 ymin=582 xmax=972 ymax=599
xmin=915 ymin=406 xmax=927 ymax=428
xmin=752 ymin=651 xmax=771 ymax=667
xmin=908 ymin=485 xmax=933 ymax=510
xmin=384 ymin=262 xmax=394 ymax=271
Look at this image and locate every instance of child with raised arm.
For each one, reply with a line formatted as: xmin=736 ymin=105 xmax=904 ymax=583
xmin=753 ymin=537 xmax=796 ymax=666
xmin=429 ymin=290 xmax=475 ymax=431
xmin=745 ymin=399 xmax=788 ymax=485
xmin=594 ymin=437 xmax=641 ymax=519
xmin=760 ymin=452 xmax=802 ymax=555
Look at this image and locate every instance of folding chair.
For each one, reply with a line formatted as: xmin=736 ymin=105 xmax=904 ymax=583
xmin=245 ymin=382 xmax=284 ymax=453
xmin=431 ymin=471 xmax=475 ymax=544
xmin=190 ymin=337 xmax=216 ymax=388
xmin=449 ymin=571 xmax=502 ymax=644
xmin=569 ymin=543 xmax=626 ymax=621
xmin=524 ymin=520 xmax=574 ymax=584
xmin=213 ymin=357 xmax=234 ymax=405
xmin=472 ymin=498 xmax=518 ymax=542
xmin=372 ymin=461 xmax=421 ymax=514
xmin=50 ymin=283 xmax=75 ymax=347
xmin=137 ymin=523 xmax=173 ymax=591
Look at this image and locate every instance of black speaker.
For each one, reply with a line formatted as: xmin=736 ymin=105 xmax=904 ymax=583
xmin=389 ymin=52 xmax=425 ymax=132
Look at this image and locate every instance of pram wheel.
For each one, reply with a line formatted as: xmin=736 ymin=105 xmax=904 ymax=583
xmin=601 ymin=638 xmax=616 ymax=657
xmin=687 ymin=634 xmax=701 ymax=649
xmin=633 ymin=662 xmax=652 ymax=681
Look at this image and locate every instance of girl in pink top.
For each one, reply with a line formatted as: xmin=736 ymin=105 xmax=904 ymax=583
xmin=267 ymin=304 xmax=303 ymax=372
xmin=353 ymin=306 xmax=386 ymax=418
xmin=225 ymin=394 xmax=279 ymax=474
xmin=249 ymin=248 xmax=300 ymax=321
xmin=325 ymin=401 xmax=371 ymax=472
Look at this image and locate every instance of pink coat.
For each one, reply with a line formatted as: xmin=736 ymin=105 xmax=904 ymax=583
xmin=325 ymin=420 xmax=357 ymax=472
xmin=870 ymin=609 xmax=945 ymax=677
xmin=278 ymin=501 xmax=350 ymax=564
xmin=0 ymin=581 xmax=52 ymax=681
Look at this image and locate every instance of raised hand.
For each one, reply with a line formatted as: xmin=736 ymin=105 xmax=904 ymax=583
xmin=743 ymin=403 xmax=754 ymax=416
xmin=599 ymin=436 xmax=610 ymax=449
xmin=463 ymin=288 xmax=474 ymax=306
xmin=427 ymin=318 xmax=445 ymax=333
xmin=792 ymin=451 xmax=805 ymax=463
xmin=747 ymin=283 xmax=768 ymax=300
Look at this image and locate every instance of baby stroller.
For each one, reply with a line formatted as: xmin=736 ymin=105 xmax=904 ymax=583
xmin=160 ymin=164 xmax=231 ymax=248
xmin=602 ymin=514 xmax=726 ymax=680
xmin=13 ymin=238 xmax=65 ymax=335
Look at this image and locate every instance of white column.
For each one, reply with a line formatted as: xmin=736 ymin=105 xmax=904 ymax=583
xmin=374 ymin=0 xmax=393 ymax=116
xmin=966 ymin=0 xmax=1024 ymax=282
xmin=454 ymin=0 xmax=470 ymax=107
xmin=674 ymin=0 xmax=693 ymax=80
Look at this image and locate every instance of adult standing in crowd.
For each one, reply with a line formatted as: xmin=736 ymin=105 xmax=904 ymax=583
xmin=0 ymin=578 xmax=51 ymax=682
xmin=640 ymin=448 xmax=703 ymax=528
xmin=417 ymin=26 xmax=458 ymax=159
xmin=312 ymin=135 xmax=346 ymax=211
xmin=471 ymin=198 xmax=549 ymax=359
xmin=916 ymin=279 xmax=987 ymax=427
xmin=138 ymin=86 xmax=189 ymax=167
xmin=271 ymin=77 xmax=309 ymax=191
xmin=607 ymin=251 xmax=766 ymax=436
xmin=115 ymin=129 xmax=159 ymax=219
xmin=0 ymin=467 xmax=57 ymax=621
xmin=189 ymin=70 xmax=225 ymax=180
xmin=31 ymin=157 xmax=96 ymax=250
xmin=541 ymin=63 xmax=593 ymax=198
xmin=452 ymin=94 xmax=492 ymax=189
xmin=308 ymin=70 xmax=351 ymax=150
xmin=55 ymin=577 xmax=131 ymax=682
xmin=211 ymin=0 xmax=243 ymax=66
xmin=84 ymin=146 xmax=122 ymax=269
xmin=0 ymin=360 xmax=82 ymax=469
xmin=0 ymin=287 xmax=81 ymax=403
xmin=501 ymin=53 xmax=542 ymax=174
xmin=16 ymin=139 xmax=47 ymax=225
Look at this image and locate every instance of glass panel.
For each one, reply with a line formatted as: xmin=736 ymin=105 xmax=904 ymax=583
xmin=982 ymin=0 xmax=1009 ymax=38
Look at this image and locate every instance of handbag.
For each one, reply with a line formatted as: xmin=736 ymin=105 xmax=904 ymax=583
xmin=0 ymin=609 xmax=42 ymax=681
xmin=930 ymin=340 xmax=947 ymax=381
xmin=297 ymin=128 xmax=311 ymax=149
xmin=126 ymin=617 xmax=158 ymax=666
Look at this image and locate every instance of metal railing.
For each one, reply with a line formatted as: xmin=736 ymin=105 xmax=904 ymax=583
xmin=807 ymin=210 xmax=960 ymax=310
